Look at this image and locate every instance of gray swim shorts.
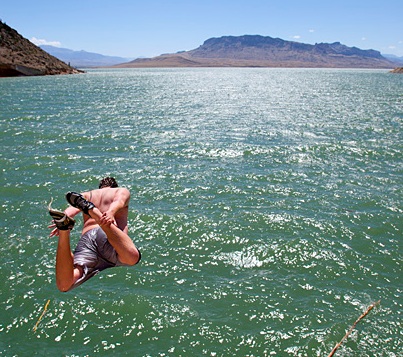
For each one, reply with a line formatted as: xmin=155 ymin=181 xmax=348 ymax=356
xmin=69 ymin=226 xmax=134 ymax=290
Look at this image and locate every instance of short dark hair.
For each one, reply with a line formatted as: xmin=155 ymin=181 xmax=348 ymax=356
xmin=99 ymin=177 xmax=118 ymax=188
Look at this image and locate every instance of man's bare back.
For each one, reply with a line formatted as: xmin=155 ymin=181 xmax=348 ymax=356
xmin=81 ymin=187 xmax=130 ymax=235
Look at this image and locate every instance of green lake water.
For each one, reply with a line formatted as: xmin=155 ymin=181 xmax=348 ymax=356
xmin=1 ymin=68 xmax=402 ymax=356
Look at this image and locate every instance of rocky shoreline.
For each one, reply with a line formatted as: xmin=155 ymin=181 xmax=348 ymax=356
xmin=0 ymin=21 xmax=82 ymax=77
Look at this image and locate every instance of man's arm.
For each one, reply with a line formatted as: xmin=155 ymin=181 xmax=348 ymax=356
xmin=109 ymin=188 xmax=130 ymax=215
xmin=101 ymin=188 xmax=130 ymax=226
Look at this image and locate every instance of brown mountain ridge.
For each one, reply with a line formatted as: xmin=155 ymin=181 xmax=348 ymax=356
xmin=116 ymin=35 xmax=395 ymax=69
xmin=0 ymin=20 xmax=82 ymax=77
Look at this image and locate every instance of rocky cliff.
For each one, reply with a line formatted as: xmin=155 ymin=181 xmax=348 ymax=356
xmin=118 ymin=35 xmax=395 ymax=69
xmin=0 ymin=21 xmax=82 ymax=77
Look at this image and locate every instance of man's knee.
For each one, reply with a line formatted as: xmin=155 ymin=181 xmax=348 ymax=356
xmin=121 ymin=248 xmax=141 ymax=266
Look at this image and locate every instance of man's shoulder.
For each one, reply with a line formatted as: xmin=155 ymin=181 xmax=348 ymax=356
xmin=104 ymin=187 xmax=130 ymax=198
xmin=116 ymin=187 xmax=129 ymax=192
xmin=116 ymin=187 xmax=130 ymax=198
xmin=89 ymin=187 xmax=129 ymax=193
xmin=107 ymin=187 xmax=129 ymax=193
xmin=83 ymin=187 xmax=130 ymax=200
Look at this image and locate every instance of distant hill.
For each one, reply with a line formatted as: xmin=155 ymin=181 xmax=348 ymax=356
xmin=116 ymin=35 xmax=395 ymax=69
xmin=0 ymin=21 xmax=82 ymax=77
xmin=40 ymin=45 xmax=132 ymax=68
xmin=383 ymin=54 xmax=403 ymax=65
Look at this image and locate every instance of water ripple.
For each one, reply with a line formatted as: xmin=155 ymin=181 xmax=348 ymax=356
xmin=1 ymin=68 xmax=401 ymax=356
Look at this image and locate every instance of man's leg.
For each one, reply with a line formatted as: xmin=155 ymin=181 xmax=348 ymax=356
xmin=55 ymin=230 xmax=83 ymax=292
xmin=48 ymin=203 xmax=82 ymax=291
xmin=88 ymin=207 xmax=140 ymax=265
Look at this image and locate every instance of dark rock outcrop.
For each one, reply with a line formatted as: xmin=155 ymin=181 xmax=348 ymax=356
xmin=0 ymin=20 xmax=82 ymax=77
xmin=390 ymin=67 xmax=403 ymax=73
xmin=118 ymin=35 xmax=395 ymax=69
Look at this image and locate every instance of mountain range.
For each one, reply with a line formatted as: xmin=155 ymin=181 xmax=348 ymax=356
xmin=116 ymin=35 xmax=396 ymax=69
xmin=383 ymin=54 xmax=403 ymax=65
xmin=40 ymin=45 xmax=133 ymax=68
xmin=41 ymin=43 xmax=403 ymax=69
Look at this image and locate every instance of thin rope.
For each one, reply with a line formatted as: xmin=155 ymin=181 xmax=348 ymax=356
xmin=327 ymin=300 xmax=381 ymax=357
xmin=33 ymin=299 xmax=51 ymax=332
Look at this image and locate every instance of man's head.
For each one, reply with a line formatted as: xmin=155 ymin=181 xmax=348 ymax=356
xmin=99 ymin=177 xmax=118 ymax=189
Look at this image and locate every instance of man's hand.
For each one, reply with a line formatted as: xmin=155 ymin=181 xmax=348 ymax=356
xmin=48 ymin=223 xmax=59 ymax=237
xmin=99 ymin=211 xmax=117 ymax=227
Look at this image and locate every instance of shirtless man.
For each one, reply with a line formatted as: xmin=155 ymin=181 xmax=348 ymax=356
xmin=48 ymin=177 xmax=141 ymax=292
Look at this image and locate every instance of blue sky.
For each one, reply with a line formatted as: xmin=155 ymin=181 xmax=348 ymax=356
xmin=2 ymin=0 xmax=403 ymax=58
